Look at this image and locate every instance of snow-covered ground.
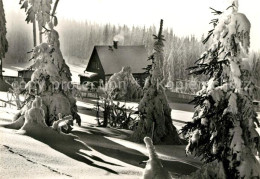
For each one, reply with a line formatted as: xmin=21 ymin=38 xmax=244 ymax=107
xmin=1 ymin=63 xmax=259 ymax=178
xmin=0 ymin=91 xmax=201 ymax=179
xmin=1 ymin=91 xmax=259 ymax=178
xmin=67 ymin=63 xmax=85 ymax=83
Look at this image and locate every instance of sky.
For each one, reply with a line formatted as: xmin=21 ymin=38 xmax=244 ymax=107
xmin=2 ymin=0 xmax=260 ymax=51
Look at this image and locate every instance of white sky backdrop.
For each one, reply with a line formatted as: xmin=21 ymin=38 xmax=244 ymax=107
xmin=3 ymin=0 xmax=260 ymax=51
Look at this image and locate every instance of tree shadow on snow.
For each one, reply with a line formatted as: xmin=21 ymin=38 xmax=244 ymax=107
xmin=1 ymin=119 xmax=198 ymax=175
xmin=72 ymin=127 xmax=198 ymax=175
xmin=5 ymin=123 xmax=120 ymax=175
xmin=79 ymin=125 xmax=132 ymax=138
xmin=72 ymin=130 xmax=148 ymax=168
xmin=77 ymin=106 xmax=97 ymax=118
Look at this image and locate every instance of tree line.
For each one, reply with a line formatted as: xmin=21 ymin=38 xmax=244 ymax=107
xmin=4 ymin=14 xmax=260 ymax=99
xmin=4 ymin=14 xmax=204 ymax=82
xmin=57 ymin=19 xmax=205 ymax=82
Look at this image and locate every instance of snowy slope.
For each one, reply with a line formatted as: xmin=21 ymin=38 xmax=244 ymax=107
xmin=0 ymin=91 xmax=201 ymax=178
xmin=1 ymin=90 xmax=259 ymax=178
xmin=67 ymin=63 xmax=85 ymax=83
xmin=0 ymin=127 xmax=143 ymax=179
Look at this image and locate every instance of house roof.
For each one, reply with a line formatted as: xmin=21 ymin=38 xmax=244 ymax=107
xmin=91 ymin=45 xmax=149 ymax=75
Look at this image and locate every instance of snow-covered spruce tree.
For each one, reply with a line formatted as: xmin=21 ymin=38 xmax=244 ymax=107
xmin=14 ymin=1 xmax=81 ymax=130
xmin=130 ymin=20 xmax=182 ymax=145
xmin=105 ymin=66 xmax=143 ymax=100
xmin=0 ymin=0 xmax=11 ymax=91
xmin=181 ymin=1 xmax=260 ymax=178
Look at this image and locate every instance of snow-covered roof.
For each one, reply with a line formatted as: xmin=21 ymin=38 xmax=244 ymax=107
xmin=18 ymin=69 xmax=34 ymax=72
xmin=88 ymin=45 xmax=149 ymax=75
xmin=78 ymin=71 xmax=98 ymax=78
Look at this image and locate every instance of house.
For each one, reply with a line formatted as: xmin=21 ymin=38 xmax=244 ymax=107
xmin=79 ymin=42 xmax=149 ymax=87
xmin=18 ymin=69 xmax=34 ymax=82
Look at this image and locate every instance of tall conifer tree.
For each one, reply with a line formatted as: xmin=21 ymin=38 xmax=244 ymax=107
xmin=182 ymin=1 xmax=260 ymax=178
xmin=131 ymin=20 xmax=181 ymax=144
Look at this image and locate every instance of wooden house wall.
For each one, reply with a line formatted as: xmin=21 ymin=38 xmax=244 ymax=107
xmin=18 ymin=71 xmax=34 ymax=81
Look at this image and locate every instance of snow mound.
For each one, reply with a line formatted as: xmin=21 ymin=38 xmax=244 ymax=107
xmin=142 ymin=137 xmax=172 ymax=179
xmin=22 ymin=96 xmax=47 ymax=128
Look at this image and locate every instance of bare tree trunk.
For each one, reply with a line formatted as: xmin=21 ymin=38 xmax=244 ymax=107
xmin=39 ymin=30 xmax=42 ymax=44
xmin=33 ymin=17 xmax=37 ymax=46
xmin=0 ymin=59 xmax=3 ymax=79
xmin=37 ymin=0 xmax=59 ymax=44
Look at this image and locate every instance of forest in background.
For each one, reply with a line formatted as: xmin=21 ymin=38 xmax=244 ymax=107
xmin=4 ymin=12 xmax=204 ymax=82
xmin=3 ymin=12 xmax=260 ymax=98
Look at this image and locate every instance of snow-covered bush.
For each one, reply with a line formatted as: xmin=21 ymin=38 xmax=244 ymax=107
xmin=130 ymin=20 xmax=181 ymax=145
xmin=52 ymin=113 xmax=73 ymax=133
xmin=105 ymin=66 xmax=143 ymax=100
xmin=95 ymin=95 xmax=137 ymax=130
xmin=182 ymin=1 xmax=260 ymax=178
xmin=109 ymin=102 xmax=137 ymax=130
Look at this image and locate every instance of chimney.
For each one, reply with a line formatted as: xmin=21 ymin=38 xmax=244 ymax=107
xmin=113 ymin=41 xmax=118 ymax=49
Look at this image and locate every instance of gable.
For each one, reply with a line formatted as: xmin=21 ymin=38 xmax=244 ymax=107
xmin=86 ymin=48 xmax=104 ymax=74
